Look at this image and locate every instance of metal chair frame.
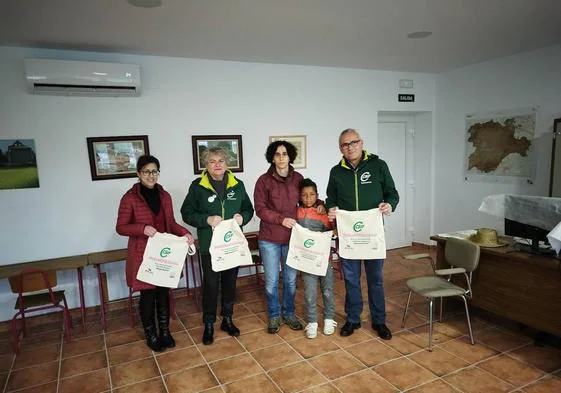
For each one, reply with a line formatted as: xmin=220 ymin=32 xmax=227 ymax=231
xmin=401 ymin=238 xmax=480 ymax=351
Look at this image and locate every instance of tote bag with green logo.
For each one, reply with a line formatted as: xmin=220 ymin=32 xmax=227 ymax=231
xmin=336 ymin=208 xmax=386 ymax=260
xmin=286 ymin=223 xmax=333 ymax=276
xmin=210 ymin=219 xmax=252 ymax=272
xmin=137 ymin=232 xmax=190 ymax=288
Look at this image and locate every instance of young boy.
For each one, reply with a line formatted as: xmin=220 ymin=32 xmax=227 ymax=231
xmin=296 ymin=178 xmax=337 ymax=338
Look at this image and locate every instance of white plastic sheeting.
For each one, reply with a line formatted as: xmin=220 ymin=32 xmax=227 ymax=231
xmin=478 ymin=194 xmax=561 ymax=254
xmin=478 ymin=194 xmax=561 ymax=231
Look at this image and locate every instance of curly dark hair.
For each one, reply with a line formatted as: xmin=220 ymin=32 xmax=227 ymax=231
xmin=265 ymin=140 xmax=298 ymax=164
xmin=136 ymin=155 xmax=160 ymax=172
xmin=299 ymin=178 xmax=318 ymax=194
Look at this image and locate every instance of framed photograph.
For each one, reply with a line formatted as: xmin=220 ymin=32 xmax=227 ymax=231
xmin=0 ymin=139 xmax=40 ymax=190
xmin=269 ymin=135 xmax=307 ymax=169
xmin=551 ymin=118 xmax=561 ymax=197
xmin=86 ymin=135 xmax=150 ymax=181
xmin=191 ymin=135 xmax=244 ymax=174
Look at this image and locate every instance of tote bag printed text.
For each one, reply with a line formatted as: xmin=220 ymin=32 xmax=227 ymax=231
xmin=137 ymin=232 xmax=189 ymax=288
xmin=210 ymin=219 xmax=252 ymax=272
xmin=336 ymin=208 xmax=386 ymax=260
xmin=286 ymin=223 xmax=333 ymax=276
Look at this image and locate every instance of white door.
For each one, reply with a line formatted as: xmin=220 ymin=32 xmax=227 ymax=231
xmin=377 ymin=118 xmax=414 ymax=249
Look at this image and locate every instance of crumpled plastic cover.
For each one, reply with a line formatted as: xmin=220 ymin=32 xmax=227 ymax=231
xmin=547 ymin=222 xmax=561 ymax=255
xmin=478 ymin=194 xmax=561 ymax=254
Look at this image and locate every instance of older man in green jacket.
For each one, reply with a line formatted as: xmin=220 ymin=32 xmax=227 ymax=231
xmin=326 ymin=128 xmax=399 ymax=340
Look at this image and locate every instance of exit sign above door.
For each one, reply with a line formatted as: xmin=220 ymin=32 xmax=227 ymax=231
xmin=398 ymin=94 xmax=415 ymax=102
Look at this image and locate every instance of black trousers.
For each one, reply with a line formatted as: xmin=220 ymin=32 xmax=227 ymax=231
xmin=201 ymin=254 xmax=239 ymax=323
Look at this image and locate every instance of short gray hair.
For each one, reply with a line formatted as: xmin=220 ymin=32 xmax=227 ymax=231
xmin=339 ymin=128 xmax=361 ymax=144
xmin=201 ymin=146 xmax=228 ymax=166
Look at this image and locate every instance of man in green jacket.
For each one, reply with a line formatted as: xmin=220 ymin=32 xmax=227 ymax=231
xmin=326 ymin=128 xmax=399 ymax=340
xmin=181 ymin=147 xmax=254 ymax=345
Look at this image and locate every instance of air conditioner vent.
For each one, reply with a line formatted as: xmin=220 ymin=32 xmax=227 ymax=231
xmin=25 ymin=59 xmax=141 ymax=97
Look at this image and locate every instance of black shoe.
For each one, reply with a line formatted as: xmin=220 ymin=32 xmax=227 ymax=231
xmin=340 ymin=321 xmax=361 ymax=337
xmin=143 ymin=326 xmax=164 ymax=352
xmin=267 ymin=317 xmax=281 ymax=334
xmin=221 ymin=316 xmax=240 ymax=337
xmin=202 ymin=323 xmax=214 ymax=345
xmin=283 ymin=315 xmax=304 ymax=331
xmin=372 ymin=323 xmax=392 ymax=340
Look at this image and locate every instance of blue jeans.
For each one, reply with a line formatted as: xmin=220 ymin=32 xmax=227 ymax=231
xmin=341 ymin=258 xmax=386 ymax=325
xmin=258 ymin=240 xmax=297 ymax=319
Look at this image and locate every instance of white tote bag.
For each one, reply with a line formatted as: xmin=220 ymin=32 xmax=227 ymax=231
xmin=336 ymin=208 xmax=386 ymax=260
xmin=209 ymin=219 xmax=253 ymax=272
xmin=136 ymin=232 xmax=190 ymax=288
xmin=286 ymin=223 xmax=333 ymax=276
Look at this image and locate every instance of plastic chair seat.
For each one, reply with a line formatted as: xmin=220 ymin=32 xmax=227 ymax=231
xmin=406 ymin=277 xmax=466 ymax=298
xmin=401 ymin=237 xmax=480 ymax=351
xmin=14 ymin=290 xmax=66 ymax=309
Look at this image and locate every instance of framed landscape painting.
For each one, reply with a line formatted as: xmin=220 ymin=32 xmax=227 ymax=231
xmin=0 ymin=139 xmax=40 ymax=190
xmin=191 ymin=135 xmax=244 ymax=174
xmin=87 ymin=135 xmax=150 ymax=181
xmin=268 ymin=135 xmax=307 ymax=169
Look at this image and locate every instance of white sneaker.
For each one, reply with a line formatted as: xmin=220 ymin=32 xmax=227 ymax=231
xmin=305 ymin=322 xmax=318 ymax=339
xmin=323 ymin=319 xmax=337 ymax=335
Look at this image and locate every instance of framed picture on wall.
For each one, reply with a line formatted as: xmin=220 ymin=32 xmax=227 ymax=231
xmin=550 ymin=118 xmax=561 ymax=197
xmin=191 ymin=135 xmax=244 ymax=174
xmin=268 ymin=135 xmax=307 ymax=169
xmin=0 ymin=139 xmax=40 ymax=190
xmin=86 ymin=135 xmax=150 ymax=181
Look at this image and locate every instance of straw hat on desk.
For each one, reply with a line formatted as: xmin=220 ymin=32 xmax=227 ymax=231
xmin=468 ymin=228 xmax=512 ymax=248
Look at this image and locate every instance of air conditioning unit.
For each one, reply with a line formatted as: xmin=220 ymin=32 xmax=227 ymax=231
xmin=24 ymin=58 xmax=142 ymax=97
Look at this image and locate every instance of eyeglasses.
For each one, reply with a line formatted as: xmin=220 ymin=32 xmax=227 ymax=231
xmin=140 ymin=170 xmax=160 ymax=176
xmin=340 ymin=139 xmax=361 ymax=150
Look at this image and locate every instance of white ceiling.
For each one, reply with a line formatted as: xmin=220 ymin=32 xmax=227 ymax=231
xmin=1 ymin=0 xmax=560 ymax=73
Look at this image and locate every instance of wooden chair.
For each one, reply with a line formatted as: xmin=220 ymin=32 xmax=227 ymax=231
xmin=238 ymin=233 xmax=263 ymax=285
xmin=9 ymin=268 xmax=72 ymax=353
xmin=329 ymin=236 xmax=344 ymax=280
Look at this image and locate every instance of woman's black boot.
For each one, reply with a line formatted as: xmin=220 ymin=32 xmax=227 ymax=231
xmin=143 ymin=325 xmax=164 ymax=352
xmin=156 ymin=288 xmax=175 ymax=348
xmin=139 ymin=290 xmax=164 ymax=352
xmin=202 ymin=322 xmax=214 ymax=345
xmin=220 ymin=316 xmax=240 ymax=337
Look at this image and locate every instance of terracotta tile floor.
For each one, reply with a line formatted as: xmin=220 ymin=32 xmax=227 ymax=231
xmin=1 ymin=247 xmax=560 ymax=392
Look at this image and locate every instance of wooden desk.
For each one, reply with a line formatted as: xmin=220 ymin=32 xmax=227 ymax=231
xmin=87 ymin=249 xmax=127 ymax=330
xmin=431 ymin=235 xmax=561 ymax=336
xmin=0 ymin=255 xmax=89 ymax=330
xmin=87 ymin=248 xmax=200 ymax=330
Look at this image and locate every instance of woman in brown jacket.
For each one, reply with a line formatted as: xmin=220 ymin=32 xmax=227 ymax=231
xmin=116 ymin=155 xmax=194 ymax=352
xmin=253 ymin=141 xmax=306 ymax=334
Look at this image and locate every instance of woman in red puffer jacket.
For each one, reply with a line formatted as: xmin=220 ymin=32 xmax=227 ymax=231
xmin=116 ymin=155 xmax=194 ymax=352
